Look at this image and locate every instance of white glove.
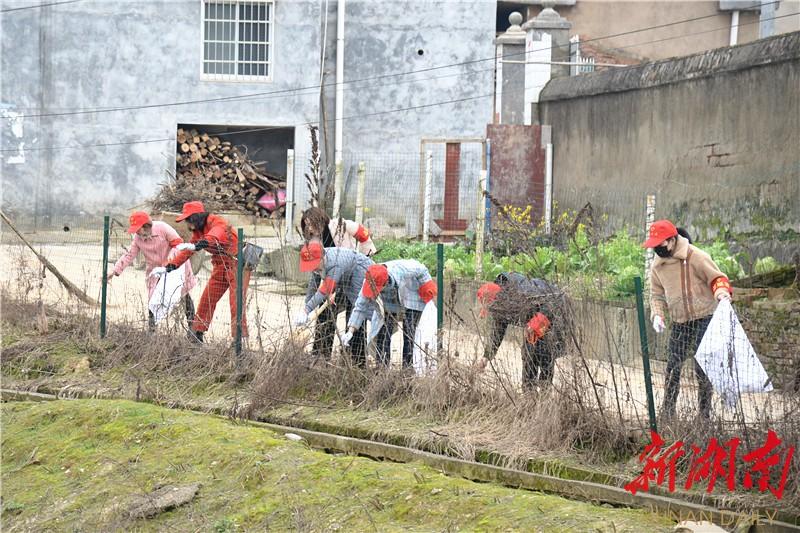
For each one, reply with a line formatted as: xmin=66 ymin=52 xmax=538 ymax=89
xmin=293 ymin=311 xmax=308 ymax=327
xmin=717 ymin=292 xmax=731 ymax=302
xmin=149 ymin=267 xmax=167 ymax=278
xmin=340 ymin=330 xmax=354 ymax=347
xmin=652 ymin=315 xmax=666 ymax=334
xmin=176 ymin=242 xmax=196 ymax=252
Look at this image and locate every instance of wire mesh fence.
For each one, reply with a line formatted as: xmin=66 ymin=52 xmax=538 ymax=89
xmin=1 ymin=169 xmax=798 ymax=514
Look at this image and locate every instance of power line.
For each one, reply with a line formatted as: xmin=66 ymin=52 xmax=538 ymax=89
xmin=0 ymin=0 xmax=83 ymax=13
xmin=1 ymin=92 xmax=499 ymax=153
xmin=2 ymin=11 xmax=796 ymax=154
xmin=13 ymin=1 xmax=787 ymax=119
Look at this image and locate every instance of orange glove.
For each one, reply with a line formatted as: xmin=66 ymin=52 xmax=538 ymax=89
xmin=526 ymin=313 xmax=551 ymax=345
xmin=418 ymin=280 xmax=438 ymax=304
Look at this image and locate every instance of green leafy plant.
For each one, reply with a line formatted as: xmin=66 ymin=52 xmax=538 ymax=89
xmin=754 ymin=256 xmax=783 ymax=275
xmin=697 ymin=241 xmax=746 ymax=280
xmin=375 ymin=232 xmax=745 ymax=299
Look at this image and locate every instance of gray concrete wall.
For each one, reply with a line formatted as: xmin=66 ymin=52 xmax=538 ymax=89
xmin=2 ymin=0 xmax=496 ymax=226
xmin=539 ymin=32 xmax=800 ymax=238
xmin=340 ymin=1 xmax=495 ymax=154
xmin=1 ymin=0 xmax=320 ymax=222
xmin=308 ymin=0 xmax=496 ymax=223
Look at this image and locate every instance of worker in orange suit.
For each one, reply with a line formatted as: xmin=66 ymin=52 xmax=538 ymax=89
xmin=166 ymin=201 xmax=250 ymax=343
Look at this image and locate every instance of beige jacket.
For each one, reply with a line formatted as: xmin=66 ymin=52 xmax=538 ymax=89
xmin=650 ymin=236 xmax=730 ymax=324
xmin=328 ymin=218 xmax=377 ymax=256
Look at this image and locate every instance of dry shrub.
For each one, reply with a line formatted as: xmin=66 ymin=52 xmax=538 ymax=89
xmin=247 ymin=329 xmax=635 ymax=469
xmin=1 ymin=292 xmax=243 ymax=405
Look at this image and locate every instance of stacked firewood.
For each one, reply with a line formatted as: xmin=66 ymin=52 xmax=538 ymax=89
xmin=151 ymin=128 xmax=286 ymax=218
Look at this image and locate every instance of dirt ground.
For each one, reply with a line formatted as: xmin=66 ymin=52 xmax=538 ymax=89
xmin=0 ymin=237 xmax=789 ymax=427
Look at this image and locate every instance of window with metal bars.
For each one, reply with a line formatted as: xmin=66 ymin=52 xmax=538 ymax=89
xmin=202 ymin=0 xmax=272 ymax=81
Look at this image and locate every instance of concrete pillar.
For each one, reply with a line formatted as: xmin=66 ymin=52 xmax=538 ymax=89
xmin=494 ymin=12 xmax=526 ymax=125
xmin=523 ymin=0 xmax=572 ymax=79
xmin=759 ymin=0 xmax=776 ymax=39
xmin=522 ymin=1 xmax=572 ymax=125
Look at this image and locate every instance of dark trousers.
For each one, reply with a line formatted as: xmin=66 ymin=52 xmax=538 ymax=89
xmin=148 ymin=295 xmax=195 ymax=332
xmin=313 ymin=293 xmax=366 ymax=367
xmin=662 ymin=315 xmax=713 ymax=419
xmin=486 ymin=316 xmax=554 ymax=389
xmin=374 ymin=309 xmax=423 ymax=368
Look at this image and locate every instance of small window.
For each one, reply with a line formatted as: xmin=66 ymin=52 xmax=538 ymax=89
xmin=202 ymin=0 xmax=272 ymax=81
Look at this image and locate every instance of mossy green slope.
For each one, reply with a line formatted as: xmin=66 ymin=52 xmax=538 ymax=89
xmin=2 ymin=400 xmax=674 ymax=532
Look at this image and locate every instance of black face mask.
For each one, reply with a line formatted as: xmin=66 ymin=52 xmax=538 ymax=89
xmin=186 ymin=213 xmax=208 ymax=232
xmin=654 ymin=245 xmax=672 ymax=258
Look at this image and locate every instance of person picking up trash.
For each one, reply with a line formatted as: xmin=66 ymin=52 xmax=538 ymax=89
xmin=299 ymin=207 xmax=377 ymax=359
xmin=474 ymin=272 xmax=567 ymax=389
xmin=644 ymin=219 xmax=732 ymax=419
xmin=342 ymin=260 xmax=438 ymax=368
xmin=166 ymin=201 xmax=251 ymax=343
xmin=294 ymin=241 xmax=374 ymax=367
xmin=107 ymin=211 xmax=197 ymax=331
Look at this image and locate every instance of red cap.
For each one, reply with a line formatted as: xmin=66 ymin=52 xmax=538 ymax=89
xmin=477 ymin=282 xmax=502 ymax=318
xmin=362 ymin=264 xmax=389 ymax=299
xmin=175 ymin=201 xmax=206 ymax=222
xmin=127 ymin=211 xmax=152 ymax=234
xmin=643 ymin=220 xmax=678 ymax=248
xmin=299 ymin=241 xmax=324 ymax=272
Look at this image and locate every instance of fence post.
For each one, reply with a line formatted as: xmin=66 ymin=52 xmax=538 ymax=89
xmin=355 ymin=161 xmax=366 ymax=225
xmin=333 ymin=159 xmax=344 ymax=218
xmin=100 ymin=215 xmax=110 ymax=338
xmin=545 ymin=142 xmax=554 ymax=234
xmin=422 ymin=151 xmax=433 ymax=244
xmin=484 ymin=138 xmax=492 ymax=238
xmin=644 ymin=194 xmax=656 ymax=295
xmin=474 ymin=170 xmax=487 ymax=280
xmin=436 ymin=243 xmax=444 ymax=329
xmin=235 ymin=228 xmax=244 ymax=358
xmin=634 ymin=276 xmax=658 ymax=433
xmin=285 ymin=149 xmax=295 ymax=244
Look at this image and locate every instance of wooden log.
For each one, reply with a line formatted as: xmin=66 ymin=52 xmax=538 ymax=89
xmin=180 ymin=143 xmax=190 ymax=153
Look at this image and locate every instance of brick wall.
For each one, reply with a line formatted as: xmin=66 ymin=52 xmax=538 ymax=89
xmin=736 ymin=298 xmax=800 ymax=390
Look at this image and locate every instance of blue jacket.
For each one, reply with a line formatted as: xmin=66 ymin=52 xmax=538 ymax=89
xmin=304 ymin=248 xmax=374 ymax=313
xmin=348 ymin=259 xmax=433 ymax=330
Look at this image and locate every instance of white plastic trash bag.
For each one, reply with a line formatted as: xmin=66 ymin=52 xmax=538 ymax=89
xmin=148 ymin=269 xmax=185 ymax=325
xmin=413 ymin=302 xmax=438 ymax=376
xmin=694 ymin=299 xmax=773 ymax=408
